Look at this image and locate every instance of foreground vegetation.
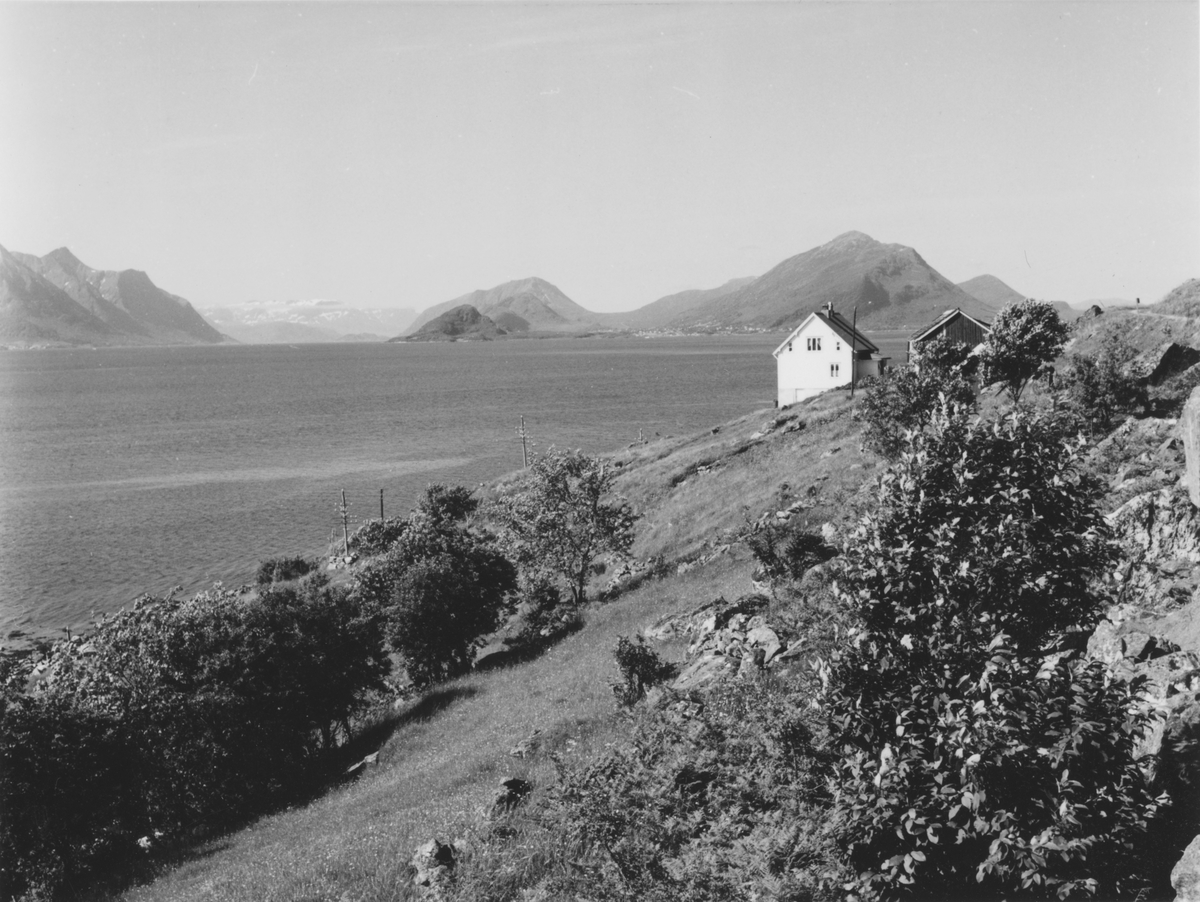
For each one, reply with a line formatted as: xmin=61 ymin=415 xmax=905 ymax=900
xmin=4 ymin=299 xmax=1199 ymax=900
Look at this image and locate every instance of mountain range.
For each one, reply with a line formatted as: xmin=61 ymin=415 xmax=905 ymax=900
xmin=0 ymin=245 xmax=225 ymax=347
xmin=4 ymin=231 xmax=1132 ymax=348
xmin=198 ymin=299 xmax=417 ymax=344
xmin=403 ymin=232 xmax=1040 ymax=338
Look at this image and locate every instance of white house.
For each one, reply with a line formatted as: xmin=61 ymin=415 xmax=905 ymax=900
xmin=772 ymin=304 xmax=889 ymax=407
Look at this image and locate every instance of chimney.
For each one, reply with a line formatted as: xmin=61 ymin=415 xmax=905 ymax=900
xmin=825 ymin=301 xmax=833 ymax=315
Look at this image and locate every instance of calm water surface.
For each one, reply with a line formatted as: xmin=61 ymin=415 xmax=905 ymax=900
xmin=0 ymin=338 xmax=779 ymax=638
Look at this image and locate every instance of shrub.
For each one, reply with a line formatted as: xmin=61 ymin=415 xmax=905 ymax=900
xmin=743 ymin=519 xmax=837 ymax=585
xmin=417 ymin=483 xmax=479 ymax=524
xmin=857 ymin=340 xmax=977 ymax=459
xmin=386 ymin=551 xmax=513 ymax=687
xmin=509 ymin=577 xmax=581 ymax=651
xmin=492 ymin=448 xmax=638 ymax=605
xmin=0 ymin=695 xmax=142 ymax=900
xmin=1062 ymin=332 xmax=1147 ymax=433
xmin=254 ymin=555 xmax=316 ymax=586
xmin=825 ymin=406 xmax=1164 ymax=899
xmin=353 ymin=485 xmax=517 ymax=687
xmin=610 ymin=636 xmax=676 ymax=707
xmin=2 ymin=579 xmax=390 ymax=898
xmin=977 ymin=300 xmax=1069 ymax=403
xmin=347 ymin=516 xmax=407 ymax=557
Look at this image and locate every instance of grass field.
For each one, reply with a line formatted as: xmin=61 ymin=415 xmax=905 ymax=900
xmin=119 ymin=388 xmax=871 ymax=902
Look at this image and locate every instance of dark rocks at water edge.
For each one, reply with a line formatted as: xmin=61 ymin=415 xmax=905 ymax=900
xmin=0 ymin=244 xmax=227 ymax=347
xmin=392 ymin=304 xmax=521 ymax=342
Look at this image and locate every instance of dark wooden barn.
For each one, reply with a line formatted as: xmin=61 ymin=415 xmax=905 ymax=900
xmin=908 ymin=308 xmax=991 ymax=361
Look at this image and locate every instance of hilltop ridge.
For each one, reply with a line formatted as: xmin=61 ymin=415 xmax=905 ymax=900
xmin=404 ymin=277 xmax=598 ymax=335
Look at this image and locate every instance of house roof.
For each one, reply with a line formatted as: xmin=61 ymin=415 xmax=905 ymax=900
xmin=773 ymin=309 xmax=879 ymax=357
xmin=910 ymin=308 xmax=992 ymax=342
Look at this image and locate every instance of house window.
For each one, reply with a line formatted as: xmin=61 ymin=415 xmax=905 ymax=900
xmin=836 ymin=341 xmax=841 ymax=351
xmin=787 ymin=342 xmax=792 ymax=352
xmin=807 ymin=337 xmax=822 ymax=351
xmin=831 ymin=363 xmax=840 ymax=378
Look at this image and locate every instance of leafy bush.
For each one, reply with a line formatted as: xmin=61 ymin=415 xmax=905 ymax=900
xmin=417 ymin=483 xmax=480 ymax=523
xmin=386 ymin=550 xmax=513 ymax=687
xmin=255 ymin=555 xmax=316 ymax=586
xmin=610 ymin=636 xmax=676 ymax=707
xmin=508 ymin=577 xmax=583 ymax=652
xmin=825 ymin=406 xmax=1164 ymax=899
xmin=743 ymin=519 xmax=837 ymax=585
xmin=347 ymin=516 xmax=408 ymax=557
xmin=353 ymin=485 xmax=516 ymax=687
xmin=857 ymin=339 xmax=977 ymax=459
xmin=1062 ymin=332 xmax=1147 ymax=433
xmin=1 ymin=578 xmax=389 ymax=899
xmin=492 ymin=448 xmax=638 ymax=605
xmin=978 ymin=300 xmax=1069 ymax=403
xmin=1 ymin=695 xmax=141 ymax=900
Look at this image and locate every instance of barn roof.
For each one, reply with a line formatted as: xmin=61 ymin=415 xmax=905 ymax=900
xmin=773 ymin=308 xmax=879 ymax=357
xmin=910 ymin=308 xmax=992 ymax=342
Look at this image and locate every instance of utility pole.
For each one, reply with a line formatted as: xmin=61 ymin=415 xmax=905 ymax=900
xmin=340 ymin=490 xmax=350 ymax=558
xmin=380 ymin=489 xmax=384 ymax=520
xmin=517 ymin=416 xmax=529 ymax=468
xmin=850 ymin=307 xmax=859 ymax=398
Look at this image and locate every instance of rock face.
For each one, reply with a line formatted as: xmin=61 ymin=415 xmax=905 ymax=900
xmin=1183 ymin=388 xmax=1200 ymax=507
xmin=1173 ymin=835 xmax=1200 ymax=901
xmin=1143 ymin=343 xmax=1200 ymax=386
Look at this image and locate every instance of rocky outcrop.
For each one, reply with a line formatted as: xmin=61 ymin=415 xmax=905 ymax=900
xmin=1183 ymin=388 xmax=1200 ymax=507
xmin=1142 ymin=343 xmax=1200 ymax=386
xmin=411 ymin=838 xmax=458 ymax=898
xmin=1109 ymin=486 xmax=1200 ymax=610
xmin=641 ymin=594 xmax=815 ymax=694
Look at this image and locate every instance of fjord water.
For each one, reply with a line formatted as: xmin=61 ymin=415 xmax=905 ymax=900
xmin=0 ymin=337 xmax=778 ymax=639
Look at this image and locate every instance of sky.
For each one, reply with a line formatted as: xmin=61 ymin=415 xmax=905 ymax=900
xmin=1 ymin=2 xmax=1197 ymax=314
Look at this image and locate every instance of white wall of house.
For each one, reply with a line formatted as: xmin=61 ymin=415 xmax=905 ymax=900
xmin=773 ymin=316 xmax=855 ymax=407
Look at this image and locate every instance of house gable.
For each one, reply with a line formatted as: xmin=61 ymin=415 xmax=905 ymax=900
xmin=910 ymin=308 xmax=991 ymax=345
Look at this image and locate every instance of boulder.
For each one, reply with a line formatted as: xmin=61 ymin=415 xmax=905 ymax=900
xmin=1173 ymin=834 xmax=1200 ymax=901
xmin=1143 ymin=342 xmax=1200 ymax=387
xmin=493 ymin=777 xmax=533 ymax=813
xmin=411 ymin=839 xmax=457 ymax=898
xmin=671 ymin=652 xmax=736 ymax=692
xmin=1183 ymin=387 xmax=1200 ymax=507
xmin=508 ymin=729 xmax=542 ymax=759
xmin=746 ymin=625 xmax=784 ymax=664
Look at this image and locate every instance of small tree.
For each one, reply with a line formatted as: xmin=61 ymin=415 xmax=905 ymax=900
xmin=977 ymin=299 xmax=1069 ymax=402
xmin=1063 ymin=331 xmax=1147 ymax=433
xmin=493 ymin=448 xmax=638 ymax=605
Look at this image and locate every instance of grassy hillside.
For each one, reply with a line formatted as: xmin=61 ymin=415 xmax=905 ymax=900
xmin=117 ymin=391 xmax=869 ymax=902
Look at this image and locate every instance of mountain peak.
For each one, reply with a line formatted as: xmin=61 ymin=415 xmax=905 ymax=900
xmin=44 ymin=247 xmax=87 ymax=271
xmin=826 ymin=230 xmax=878 ymax=247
